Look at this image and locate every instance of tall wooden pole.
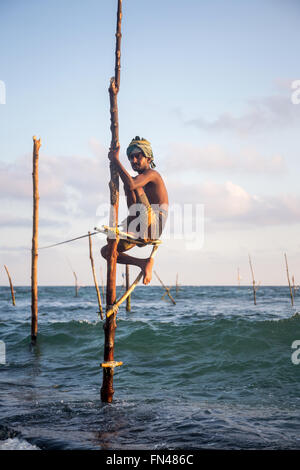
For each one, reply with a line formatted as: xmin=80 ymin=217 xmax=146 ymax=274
xmin=101 ymin=0 xmax=123 ymax=403
xmin=73 ymin=271 xmax=79 ymax=297
xmin=284 ymin=253 xmax=294 ymax=306
xmin=31 ymin=136 xmax=41 ymax=344
xmin=4 ymin=265 xmax=16 ymax=306
xmin=248 ymin=254 xmax=256 ymax=305
xmin=125 ymin=265 xmax=131 ymax=311
xmin=88 ymin=232 xmax=103 ymax=319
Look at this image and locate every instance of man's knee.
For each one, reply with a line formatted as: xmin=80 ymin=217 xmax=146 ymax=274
xmin=101 ymin=245 xmax=108 ymax=259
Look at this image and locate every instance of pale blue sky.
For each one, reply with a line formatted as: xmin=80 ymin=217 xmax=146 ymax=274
xmin=1 ymin=0 xmax=300 ymax=286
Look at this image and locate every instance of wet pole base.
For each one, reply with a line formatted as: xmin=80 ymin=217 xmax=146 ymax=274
xmin=31 ymin=335 xmax=37 ymax=346
xmin=100 ymin=368 xmax=115 ymax=403
xmin=100 ymin=361 xmax=122 ymax=402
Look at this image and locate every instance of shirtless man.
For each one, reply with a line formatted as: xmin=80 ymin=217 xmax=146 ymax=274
xmin=101 ymin=136 xmax=168 ymax=285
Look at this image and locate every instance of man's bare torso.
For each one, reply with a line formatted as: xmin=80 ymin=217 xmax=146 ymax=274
xmin=134 ymin=169 xmax=168 ymax=208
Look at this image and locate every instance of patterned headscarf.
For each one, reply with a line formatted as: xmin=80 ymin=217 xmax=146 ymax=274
xmin=126 ymin=136 xmax=156 ymax=168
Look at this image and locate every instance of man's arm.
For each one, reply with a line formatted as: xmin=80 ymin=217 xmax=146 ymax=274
xmin=109 ymin=146 xmax=156 ymax=190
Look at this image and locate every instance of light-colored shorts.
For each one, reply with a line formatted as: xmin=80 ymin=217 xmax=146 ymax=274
xmin=117 ymin=192 xmax=168 ymax=252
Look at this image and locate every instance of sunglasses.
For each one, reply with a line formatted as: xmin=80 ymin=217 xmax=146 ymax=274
xmin=128 ymin=152 xmax=144 ymax=161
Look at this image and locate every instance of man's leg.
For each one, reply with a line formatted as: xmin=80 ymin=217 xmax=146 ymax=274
xmin=124 ymin=188 xmax=156 ymax=284
xmin=101 ymin=188 xmax=156 ymax=285
xmin=101 ymin=243 xmax=154 ymax=285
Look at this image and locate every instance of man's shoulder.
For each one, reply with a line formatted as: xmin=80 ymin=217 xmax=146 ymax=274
xmin=144 ymin=168 xmax=161 ymax=178
xmin=142 ymin=168 xmax=159 ymax=179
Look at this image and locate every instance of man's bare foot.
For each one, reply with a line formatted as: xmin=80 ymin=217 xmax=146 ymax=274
xmin=141 ymin=257 xmax=154 ymax=285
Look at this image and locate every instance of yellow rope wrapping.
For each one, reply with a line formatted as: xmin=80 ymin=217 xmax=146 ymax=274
xmin=101 ymin=361 xmax=123 ymax=368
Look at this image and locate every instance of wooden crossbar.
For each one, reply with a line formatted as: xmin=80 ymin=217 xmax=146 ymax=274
xmin=94 ymin=225 xmax=162 ymax=246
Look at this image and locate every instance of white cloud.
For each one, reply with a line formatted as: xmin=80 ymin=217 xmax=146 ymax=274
xmin=1 ymin=138 xmax=298 ymax=240
xmin=167 ymin=179 xmax=300 ymax=227
xmin=201 ymin=180 xmax=252 ymax=218
xmin=185 ymin=94 xmax=300 ymax=136
xmin=0 ymin=213 xmax=70 ymax=229
xmin=164 ymin=142 xmax=286 ymax=175
xmin=0 ymin=138 xmax=110 ymax=215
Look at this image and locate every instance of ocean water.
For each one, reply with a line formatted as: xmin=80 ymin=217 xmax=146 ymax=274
xmin=0 ymin=285 xmax=300 ymax=450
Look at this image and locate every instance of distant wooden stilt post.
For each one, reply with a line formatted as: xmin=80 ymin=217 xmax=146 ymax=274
xmin=284 ymin=253 xmax=294 ymax=307
xmin=154 ymin=270 xmax=176 ymax=305
xmin=101 ymin=0 xmax=123 ymax=404
xmin=31 ymin=136 xmax=41 ymax=345
xmin=161 ymin=284 xmax=171 ymax=300
xmin=73 ymin=271 xmax=79 ymax=297
xmin=4 ymin=265 xmax=16 ymax=306
xmin=65 ymin=257 xmax=79 ymax=297
xmin=88 ymin=232 xmax=103 ymax=319
xmin=248 ymin=255 xmax=257 ymax=305
xmin=176 ymin=272 xmax=179 ymax=295
xmin=125 ymin=265 xmax=131 ymax=311
xmin=121 ymin=272 xmax=125 ymax=290
xmin=237 ymin=267 xmax=241 ymax=287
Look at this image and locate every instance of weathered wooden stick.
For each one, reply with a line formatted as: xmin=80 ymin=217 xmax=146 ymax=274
xmin=65 ymin=257 xmax=79 ymax=296
xmin=121 ymin=272 xmax=126 ymax=290
xmin=248 ymin=254 xmax=256 ymax=305
xmin=161 ymin=284 xmax=172 ymax=300
xmin=161 ymin=287 xmax=175 ymax=304
xmin=125 ymin=265 xmax=131 ymax=311
xmin=284 ymin=253 xmax=294 ymax=306
xmin=72 ymin=271 xmax=79 ymax=297
xmin=154 ymin=270 xmax=176 ymax=305
xmin=101 ymin=0 xmax=123 ymax=404
xmin=237 ymin=267 xmax=241 ymax=287
xmin=88 ymin=232 xmax=103 ymax=319
xmin=176 ymin=272 xmax=179 ymax=295
xmin=161 ymin=291 xmax=167 ymax=300
xmin=4 ymin=265 xmax=16 ymax=306
xmin=31 ymin=136 xmax=41 ymax=344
